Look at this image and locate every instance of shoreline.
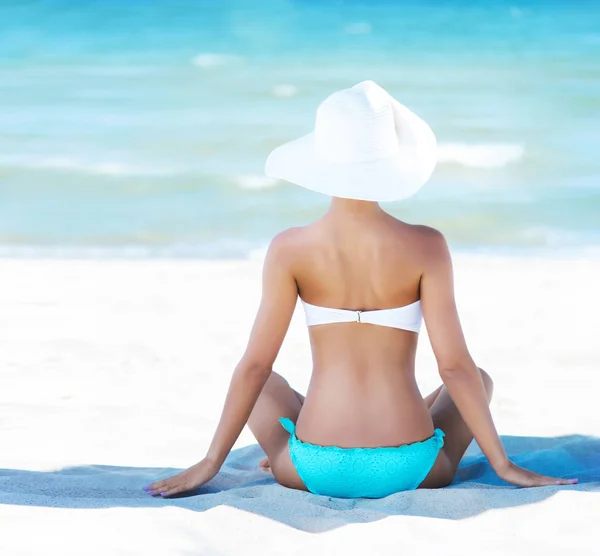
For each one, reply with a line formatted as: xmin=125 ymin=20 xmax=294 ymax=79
xmin=0 ymin=243 xmax=599 ymax=261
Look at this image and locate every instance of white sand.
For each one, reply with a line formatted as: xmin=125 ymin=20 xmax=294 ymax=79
xmin=0 ymin=254 xmax=599 ymax=555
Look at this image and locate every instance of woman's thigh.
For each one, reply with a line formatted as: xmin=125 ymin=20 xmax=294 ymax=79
xmin=419 ymin=368 xmax=494 ymax=488
xmin=247 ymin=371 xmax=308 ymax=491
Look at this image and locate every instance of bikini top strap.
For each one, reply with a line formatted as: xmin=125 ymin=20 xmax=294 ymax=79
xmin=278 ymin=417 xmax=296 ymax=435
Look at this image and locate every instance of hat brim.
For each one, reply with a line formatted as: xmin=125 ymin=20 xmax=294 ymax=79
xmin=265 ymin=100 xmax=437 ymax=202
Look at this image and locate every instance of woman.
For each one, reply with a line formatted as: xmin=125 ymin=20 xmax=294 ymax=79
xmin=144 ymin=81 xmax=577 ymax=498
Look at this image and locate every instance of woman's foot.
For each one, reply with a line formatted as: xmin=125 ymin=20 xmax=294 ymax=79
xmin=259 ymin=456 xmax=271 ymax=472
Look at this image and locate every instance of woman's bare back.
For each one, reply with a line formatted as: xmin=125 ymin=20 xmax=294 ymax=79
xmin=284 ymin=206 xmax=440 ymax=448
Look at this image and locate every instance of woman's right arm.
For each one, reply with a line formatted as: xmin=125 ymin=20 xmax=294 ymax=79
xmin=420 ymin=229 xmax=577 ymax=487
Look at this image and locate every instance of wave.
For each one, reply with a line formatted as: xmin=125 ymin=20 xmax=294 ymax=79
xmin=0 ymin=240 xmax=263 ymax=260
xmin=1 ymin=239 xmax=598 ymax=261
xmin=0 ymin=157 xmax=280 ymax=191
xmin=272 ymin=84 xmax=298 ymax=98
xmin=235 ymin=174 xmax=280 ymax=190
xmin=191 ymin=53 xmax=242 ymax=68
xmin=247 ymin=246 xmax=269 ymax=261
xmin=437 ymin=143 xmax=524 ymax=169
xmin=0 ymin=155 xmax=175 ymax=177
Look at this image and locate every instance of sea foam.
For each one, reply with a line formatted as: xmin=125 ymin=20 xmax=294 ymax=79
xmin=273 ymin=84 xmax=298 ymax=98
xmin=236 ymin=174 xmax=280 ymax=190
xmin=0 ymin=155 xmax=173 ymax=177
xmin=191 ymin=53 xmax=241 ymax=68
xmin=437 ymin=143 xmax=524 ymax=169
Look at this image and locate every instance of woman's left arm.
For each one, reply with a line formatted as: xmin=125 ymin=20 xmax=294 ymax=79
xmin=145 ymin=231 xmax=298 ymax=497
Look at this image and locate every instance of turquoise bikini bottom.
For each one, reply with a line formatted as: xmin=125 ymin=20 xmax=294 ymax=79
xmin=279 ymin=417 xmax=445 ymax=499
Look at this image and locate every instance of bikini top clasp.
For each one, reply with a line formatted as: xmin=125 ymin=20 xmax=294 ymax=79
xmin=301 ymin=299 xmax=422 ymax=333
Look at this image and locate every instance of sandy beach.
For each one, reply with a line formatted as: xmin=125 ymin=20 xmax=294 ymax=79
xmin=0 ymin=253 xmax=599 ymax=555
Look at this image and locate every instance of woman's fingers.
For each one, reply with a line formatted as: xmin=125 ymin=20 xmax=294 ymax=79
xmin=143 ymin=481 xmax=164 ymax=494
xmin=143 ymin=459 xmax=220 ymax=498
xmin=530 ymin=472 xmax=578 ymax=487
xmin=551 ymin=477 xmax=578 ymax=486
xmin=498 ymin=461 xmax=578 ymax=488
xmin=532 ymin=473 xmax=579 ymax=486
xmin=144 ymin=473 xmax=185 ymax=495
xmin=159 ymin=482 xmax=190 ymax=498
xmin=144 ymin=466 xmax=209 ymax=496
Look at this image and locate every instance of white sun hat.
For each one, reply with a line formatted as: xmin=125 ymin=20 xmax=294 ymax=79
xmin=265 ymin=80 xmax=437 ymax=202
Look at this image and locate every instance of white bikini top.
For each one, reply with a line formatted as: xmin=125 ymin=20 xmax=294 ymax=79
xmin=301 ymin=299 xmax=422 ymax=333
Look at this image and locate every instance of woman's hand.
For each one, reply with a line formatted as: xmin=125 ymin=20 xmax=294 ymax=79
xmin=143 ymin=457 xmax=220 ymax=498
xmin=495 ymin=459 xmax=578 ymax=487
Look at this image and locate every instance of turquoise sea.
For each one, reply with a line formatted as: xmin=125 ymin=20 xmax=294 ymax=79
xmin=1 ymin=0 xmax=599 ymax=257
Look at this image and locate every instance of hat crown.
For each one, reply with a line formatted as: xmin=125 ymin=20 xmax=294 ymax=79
xmin=314 ymin=81 xmax=400 ymax=163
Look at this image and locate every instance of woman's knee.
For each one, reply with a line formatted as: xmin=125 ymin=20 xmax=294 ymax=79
xmin=260 ymin=370 xmax=285 ymax=393
xmin=262 ymin=372 xmax=303 ymax=404
xmin=478 ymin=367 xmax=494 ymax=401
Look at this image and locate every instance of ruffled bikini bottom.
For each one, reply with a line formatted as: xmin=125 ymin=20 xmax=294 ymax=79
xmin=279 ymin=417 xmax=445 ymax=498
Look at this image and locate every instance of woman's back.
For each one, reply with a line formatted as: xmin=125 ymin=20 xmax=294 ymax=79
xmin=285 ymin=205 xmax=439 ymax=448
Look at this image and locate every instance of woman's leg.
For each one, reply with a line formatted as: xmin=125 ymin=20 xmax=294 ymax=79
xmin=423 ymin=384 xmax=444 ymax=409
xmin=257 ymin=388 xmax=303 ymax=472
xmin=419 ymin=367 xmax=494 ymax=488
xmin=258 ymin=386 xmax=304 ymax=472
xmin=247 ymin=371 xmax=307 ymax=491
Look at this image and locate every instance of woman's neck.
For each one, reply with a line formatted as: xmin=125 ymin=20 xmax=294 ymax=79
xmin=325 ymin=197 xmax=386 ymax=221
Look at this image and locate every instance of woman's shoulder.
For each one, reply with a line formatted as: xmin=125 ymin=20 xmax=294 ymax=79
xmin=268 ymin=226 xmax=309 ymax=250
xmin=390 ymin=221 xmax=447 ymax=249
xmin=264 ymin=225 xmax=333 ymax=276
xmin=404 ymin=223 xmax=445 ymax=241
xmin=394 ymin=223 xmax=452 ymax=269
xmin=263 ymin=227 xmax=310 ymax=266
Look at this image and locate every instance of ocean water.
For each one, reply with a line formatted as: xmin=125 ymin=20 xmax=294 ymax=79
xmin=1 ymin=0 xmax=599 ymax=258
